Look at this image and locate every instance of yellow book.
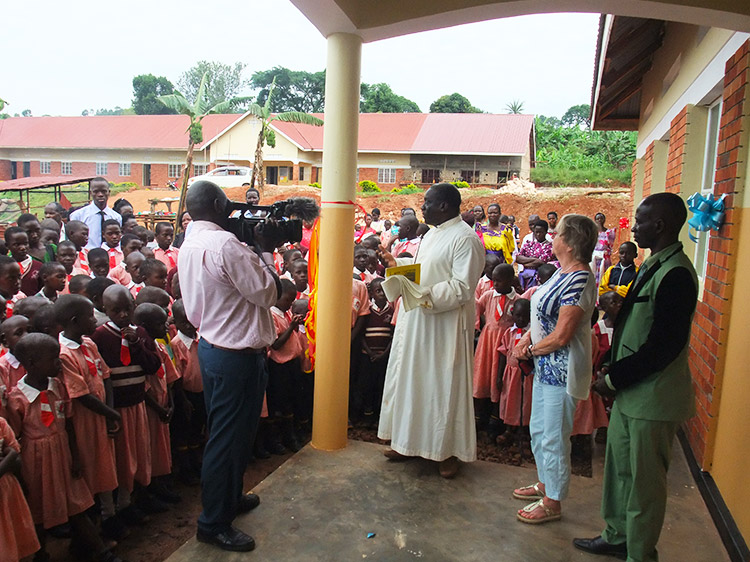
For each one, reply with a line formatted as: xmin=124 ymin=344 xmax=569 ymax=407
xmin=385 ymin=263 xmax=421 ymax=284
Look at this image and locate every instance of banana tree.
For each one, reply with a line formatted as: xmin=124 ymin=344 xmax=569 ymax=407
xmin=247 ymin=77 xmax=323 ymax=189
xmin=157 ymin=72 xmax=247 ymax=231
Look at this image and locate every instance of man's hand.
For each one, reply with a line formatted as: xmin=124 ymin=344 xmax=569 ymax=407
xmin=592 ymin=366 xmax=615 ymax=398
xmin=254 ymin=218 xmax=286 ymax=253
xmin=377 ymin=245 xmax=396 ymax=268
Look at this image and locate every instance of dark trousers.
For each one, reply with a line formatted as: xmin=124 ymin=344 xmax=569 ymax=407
xmin=267 ymin=358 xmax=304 ymax=418
xmin=197 ymin=339 xmax=267 ymax=534
xmin=359 ymin=353 xmax=389 ymax=416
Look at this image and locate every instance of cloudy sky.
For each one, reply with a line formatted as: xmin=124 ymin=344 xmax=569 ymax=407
xmin=2 ymin=0 xmax=600 ymax=119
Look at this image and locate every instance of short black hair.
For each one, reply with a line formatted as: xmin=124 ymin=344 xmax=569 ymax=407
xmin=120 ymin=233 xmax=141 ymax=248
xmin=537 ymin=263 xmax=557 ymax=282
xmin=39 ymin=261 xmax=65 ymax=279
xmin=87 ymin=247 xmax=108 ymax=262
xmin=155 ymin=222 xmax=172 ymax=235
xmin=283 ymin=248 xmax=302 ymax=261
xmin=280 ymin=278 xmax=296 ymax=295
xmin=15 ymin=333 xmax=59 ymax=367
xmin=492 ymin=263 xmax=515 ymax=280
xmin=120 ymin=213 xmax=136 ymax=224
xmin=4 ymin=226 xmax=26 ymax=242
xmin=103 ymin=219 xmax=120 ymax=230
xmin=547 ymin=211 xmax=558 ymax=219
xmin=513 ymin=298 xmax=531 ymax=313
xmin=135 ymin=286 xmax=171 ymax=307
xmin=13 ymin=296 xmax=48 ymax=319
xmin=139 ymin=258 xmax=167 ymax=278
xmin=65 ymin=220 xmax=88 ymax=236
xmin=533 ymin=219 xmax=549 ymax=231
xmin=429 ymin=183 xmax=461 ymax=210
xmin=30 ymin=303 xmax=59 ymax=335
xmin=0 ymin=254 xmax=16 ymax=273
xmin=133 ymin=302 xmax=167 ymax=325
xmin=620 ymin=241 xmax=637 ymax=253
xmin=87 ymin=277 xmax=115 ymax=302
xmin=487 ymin=203 xmax=501 ymax=213
xmin=57 ymin=240 xmax=77 ymax=252
xmin=641 ymin=192 xmax=688 ymax=231
xmin=69 ymin=274 xmax=92 ymax=294
xmin=17 ymin=214 xmax=39 ymax=227
xmin=54 ymin=294 xmax=93 ymax=327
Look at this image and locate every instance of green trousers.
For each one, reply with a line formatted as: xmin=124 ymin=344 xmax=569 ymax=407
xmin=601 ymin=401 xmax=679 ymax=562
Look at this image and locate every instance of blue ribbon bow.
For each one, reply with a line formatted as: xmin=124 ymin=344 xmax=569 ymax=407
xmin=687 ymin=192 xmax=727 ymax=243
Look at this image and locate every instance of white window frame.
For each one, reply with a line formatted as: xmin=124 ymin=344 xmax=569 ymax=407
xmin=694 ymin=99 xmax=722 ymax=281
xmin=377 ymin=168 xmax=396 ymax=184
xmin=61 ymin=162 xmax=73 ymax=175
xmin=193 ymin=164 xmax=207 ymax=176
xmin=168 ymin=164 xmax=182 ymax=178
xmin=118 ymin=163 xmax=131 ymax=176
xmin=39 ymin=161 xmax=51 ymax=174
xmin=96 ymin=162 xmax=108 ymax=176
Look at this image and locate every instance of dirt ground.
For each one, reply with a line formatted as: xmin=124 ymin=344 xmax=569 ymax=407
xmin=120 ymin=183 xmax=632 ymax=239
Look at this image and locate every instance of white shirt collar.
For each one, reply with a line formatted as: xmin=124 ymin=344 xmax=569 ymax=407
xmin=6 ymin=352 xmax=20 ymax=368
xmin=176 ymin=330 xmax=196 ymax=350
xmin=16 ymin=375 xmax=54 ymax=403
xmin=19 ymin=256 xmax=33 ymax=271
xmin=106 ymin=321 xmax=136 ymax=333
xmin=59 ymin=333 xmax=81 ymax=349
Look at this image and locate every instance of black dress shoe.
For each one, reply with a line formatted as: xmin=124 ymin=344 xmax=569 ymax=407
xmin=573 ymin=536 xmax=627 ymax=560
xmin=196 ymin=526 xmax=255 ymax=552
xmin=237 ymin=492 xmax=260 ymax=514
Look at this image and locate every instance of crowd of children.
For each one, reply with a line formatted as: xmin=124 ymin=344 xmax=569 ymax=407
xmin=0 ymin=195 xmax=637 ymax=561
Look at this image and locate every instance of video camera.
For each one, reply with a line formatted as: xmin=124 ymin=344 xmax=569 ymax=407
xmin=226 ymin=197 xmax=319 ymax=247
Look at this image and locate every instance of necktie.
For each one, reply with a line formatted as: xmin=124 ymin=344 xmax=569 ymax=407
xmin=18 ymin=261 xmax=24 ymax=275
xmin=81 ymin=346 xmax=99 ymax=377
xmin=108 ymin=248 xmax=118 ymax=269
xmin=78 ymin=251 xmax=90 ymax=274
xmin=494 ymin=294 xmax=507 ymax=321
xmin=5 ymin=300 xmax=12 ymax=318
xmin=165 ymin=250 xmax=176 ymax=270
xmin=120 ymin=337 xmax=131 ymax=366
xmin=156 ymin=362 xmax=165 ymax=379
xmin=100 ymin=211 xmax=107 ymax=245
xmin=40 ymin=390 xmax=55 ymax=427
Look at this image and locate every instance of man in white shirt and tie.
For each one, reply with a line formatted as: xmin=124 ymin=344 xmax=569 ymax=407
xmin=69 ymin=177 xmax=122 ymax=250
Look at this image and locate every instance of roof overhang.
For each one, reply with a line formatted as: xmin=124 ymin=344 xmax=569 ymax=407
xmin=290 ymin=0 xmax=750 ymax=43
xmin=591 ymin=15 xmax=665 ymax=131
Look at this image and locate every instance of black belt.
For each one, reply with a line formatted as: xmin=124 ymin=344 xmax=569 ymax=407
xmin=204 ymin=341 xmax=265 ymax=355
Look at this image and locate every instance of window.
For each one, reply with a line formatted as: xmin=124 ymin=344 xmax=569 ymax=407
xmin=695 ymin=99 xmax=721 ymax=280
xmin=299 ymin=166 xmax=305 ymax=181
xmin=118 ymin=163 xmax=131 ymax=176
xmin=378 ymin=168 xmax=397 ymax=184
xmin=61 ymin=162 xmax=73 ymax=175
xmin=460 ymin=170 xmax=480 ymax=183
xmin=168 ymin=164 xmax=182 ymax=178
xmin=96 ymin=162 xmax=108 ymax=176
xmin=40 ymin=162 xmax=51 ymax=174
xmin=421 ymin=169 xmax=440 ymax=184
xmin=193 ymin=164 xmax=207 ymax=176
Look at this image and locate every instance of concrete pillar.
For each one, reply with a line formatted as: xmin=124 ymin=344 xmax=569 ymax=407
xmin=312 ymin=32 xmax=362 ymax=451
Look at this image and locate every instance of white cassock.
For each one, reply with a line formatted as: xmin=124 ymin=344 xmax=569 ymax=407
xmin=378 ymin=215 xmax=484 ymax=462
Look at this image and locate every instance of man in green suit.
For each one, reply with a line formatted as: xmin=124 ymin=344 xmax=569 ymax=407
xmin=574 ymin=192 xmax=698 ymax=562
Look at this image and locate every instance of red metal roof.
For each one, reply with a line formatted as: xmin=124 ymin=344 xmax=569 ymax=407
xmin=0 ymin=113 xmax=534 ymax=156
xmin=0 ymin=175 xmax=96 ymax=192
xmin=0 ymin=114 xmax=240 ymax=150
xmin=272 ymin=113 xmax=534 ymax=155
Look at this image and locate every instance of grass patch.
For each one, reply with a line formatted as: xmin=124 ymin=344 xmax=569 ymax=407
xmin=530 ymin=166 xmax=631 ymax=187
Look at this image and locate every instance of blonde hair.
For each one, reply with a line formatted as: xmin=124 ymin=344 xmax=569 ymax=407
xmin=557 ymin=214 xmax=598 ymax=264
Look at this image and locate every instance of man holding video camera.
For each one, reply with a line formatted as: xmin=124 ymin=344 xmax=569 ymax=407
xmin=178 ymin=180 xmax=282 ymax=552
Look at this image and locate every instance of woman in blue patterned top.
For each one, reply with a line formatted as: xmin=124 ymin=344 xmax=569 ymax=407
xmin=511 ymin=214 xmax=598 ymax=524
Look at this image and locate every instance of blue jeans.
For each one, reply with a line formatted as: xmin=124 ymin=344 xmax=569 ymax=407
xmin=529 ymin=376 xmax=577 ymax=501
xmin=197 ymin=339 xmax=268 ymax=534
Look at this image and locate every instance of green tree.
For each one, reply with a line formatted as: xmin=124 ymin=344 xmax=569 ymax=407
xmin=21 ymin=109 xmax=31 ymax=117
xmin=360 ymin=83 xmax=421 ymax=113
xmin=158 ymin=72 xmax=248 ymax=230
xmin=245 ymin=77 xmax=323 ymax=189
xmin=178 ymin=61 xmax=248 ymax=110
xmin=562 ymin=104 xmax=591 ymax=128
xmin=251 ymin=67 xmax=326 ymax=113
xmin=0 ymin=97 xmax=9 ymax=119
xmin=429 ymin=93 xmax=481 ymax=113
xmin=505 ymin=99 xmax=525 ymax=114
xmin=133 ymin=74 xmax=177 ymax=115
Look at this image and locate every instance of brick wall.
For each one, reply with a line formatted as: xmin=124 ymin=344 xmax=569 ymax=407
xmin=0 ymin=159 xmax=12 ymax=180
xmin=0 ymin=159 xmax=177 ymax=188
xmin=666 ymin=107 xmax=689 ymax=194
xmin=642 ymin=142 xmax=655 ymax=198
xmin=686 ymin=40 xmax=749 ymax=468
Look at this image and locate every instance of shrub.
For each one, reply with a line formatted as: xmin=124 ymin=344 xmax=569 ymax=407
xmin=451 ymin=180 xmax=470 ymax=189
xmin=392 ymin=183 xmax=422 ymax=195
xmin=359 ymin=180 xmax=381 ymax=193
xmin=530 ymin=166 xmax=631 ymax=187
xmin=309 ymin=182 xmax=321 ymax=188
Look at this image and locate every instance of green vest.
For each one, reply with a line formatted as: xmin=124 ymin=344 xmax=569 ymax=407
xmin=612 ymin=242 xmax=698 ymax=422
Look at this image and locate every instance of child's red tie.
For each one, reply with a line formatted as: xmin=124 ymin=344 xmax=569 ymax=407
xmin=494 ymin=295 xmax=507 ymax=321
xmin=166 ymin=250 xmax=176 ymax=270
xmin=120 ymin=338 xmax=131 ymax=366
xmin=156 ymin=362 xmax=165 ymax=379
xmin=40 ymin=391 xmax=55 ymax=427
xmin=81 ymin=347 xmax=99 ymax=377
xmin=108 ymin=248 xmax=118 ymax=269
xmin=360 ymin=272 xmax=366 ymax=281
xmin=79 ymin=251 xmax=90 ymax=274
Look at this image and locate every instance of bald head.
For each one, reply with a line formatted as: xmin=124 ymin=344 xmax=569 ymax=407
xmin=186 ymin=181 xmax=229 ymax=225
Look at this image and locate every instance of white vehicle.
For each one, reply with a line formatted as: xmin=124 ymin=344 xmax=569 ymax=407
xmin=187 ymin=166 xmax=253 ymax=188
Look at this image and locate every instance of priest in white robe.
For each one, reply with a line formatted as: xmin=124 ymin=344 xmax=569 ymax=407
xmin=377 ymin=183 xmax=484 ymax=478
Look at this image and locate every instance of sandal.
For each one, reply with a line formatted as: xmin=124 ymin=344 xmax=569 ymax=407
xmin=512 ymin=482 xmax=544 ymax=500
xmin=516 ymin=499 xmax=561 ymax=524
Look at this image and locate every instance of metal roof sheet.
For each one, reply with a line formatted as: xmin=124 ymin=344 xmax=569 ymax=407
xmin=0 ymin=175 xmax=96 ymax=192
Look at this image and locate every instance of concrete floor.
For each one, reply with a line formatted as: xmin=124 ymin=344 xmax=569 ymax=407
xmin=167 ymin=440 xmax=729 ymax=562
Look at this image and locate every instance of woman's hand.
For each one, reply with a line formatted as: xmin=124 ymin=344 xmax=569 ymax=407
xmin=513 ymin=332 xmax=533 ymax=360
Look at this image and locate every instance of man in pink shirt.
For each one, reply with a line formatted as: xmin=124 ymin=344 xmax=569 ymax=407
xmin=178 ymin=181 xmax=282 ymax=553
xmin=153 ymin=222 xmax=179 ymax=271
